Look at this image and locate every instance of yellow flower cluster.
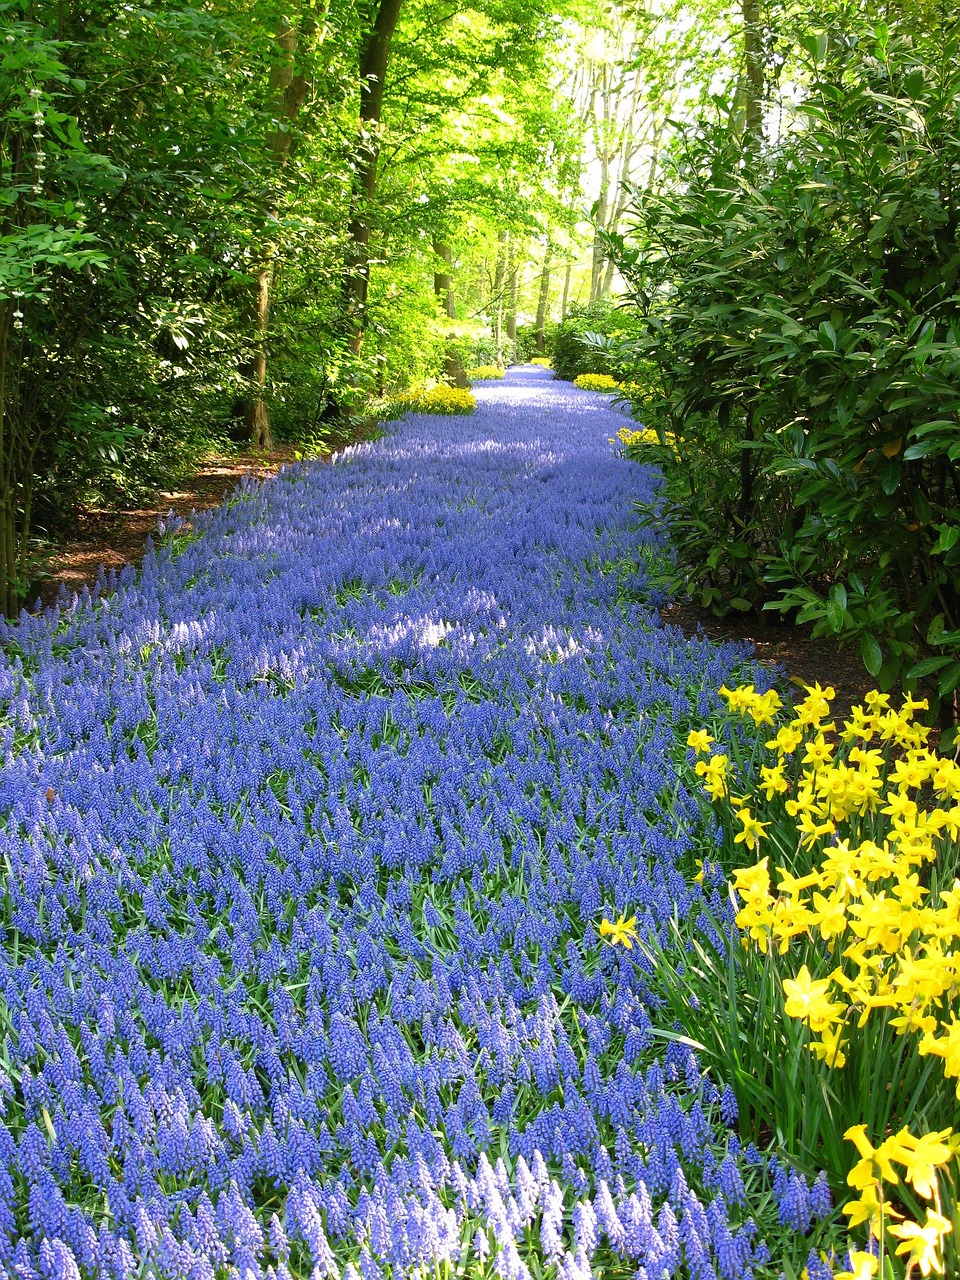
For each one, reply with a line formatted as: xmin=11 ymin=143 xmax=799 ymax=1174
xmin=467 ymin=365 xmax=504 ymax=380
xmin=615 ymin=425 xmax=677 ymax=449
xmin=529 ymin=356 xmax=552 ymax=368
xmin=692 ymin=681 xmax=960 ymax=1275
xmin=711 ymin=685 xmax=960 ymax=1085
xmin=388 ymin=385 xmax=477 ymax=416
xmin=839 ymin=1123 xmax=957 ymax=1273
xmin=573 ymin=372 xmax=620 ymax=392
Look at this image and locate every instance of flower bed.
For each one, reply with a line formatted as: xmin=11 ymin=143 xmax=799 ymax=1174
xmin=0 ymin=365 xmax=852 ymax=1276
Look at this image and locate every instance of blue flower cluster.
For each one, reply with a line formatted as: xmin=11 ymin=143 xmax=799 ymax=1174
xmin=0 ymin=368 xmax=826 ymax=1277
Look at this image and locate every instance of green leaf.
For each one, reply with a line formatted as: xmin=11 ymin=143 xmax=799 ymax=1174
xmin=817 ymin=321 xmax=837 ymax=350
xmin=861 ymin=633 xmax=883 ymax=676
xmin=905 ymin=655 xmax=951 ymax=679
xmin=830 ymin=582 xmax=848 ymax=612
xmin=880 ymin=457 xmax=901 ymax=495
xmin=933 ymin=525 xmax=960 ymax=554
xmin=825 ymin=599 xmax=846 ymax=632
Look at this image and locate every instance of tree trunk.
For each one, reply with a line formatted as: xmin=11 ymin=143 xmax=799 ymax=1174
xmin=492 ymin=230 xmax=508 ymax=364
xmin=505 ymin=238 xmax=518 ymax=358
xmin=433 ymin=239 xmax=456 ymax=319
xmin=237 ymin=18 xmax=311 ymax=449
xmin=343 ymin=0 xmax=405 ymax=355
xmin=535 ymin=243 xmax=552 ymax=352
xmin=560 ymin=259 xmax=572 ymax=320
xmin=244 ymin=265 xmax=274 ymax=448
xmin=590 ymin=155 xmax=610 ymax=303
xmin=739 ymin=0 xmax=764 ymax=148
xmin=433 ymin=239 xmax=468 ymax=387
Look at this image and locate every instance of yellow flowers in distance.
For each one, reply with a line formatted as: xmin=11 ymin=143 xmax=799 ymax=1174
xmin=573 ymin=372 xmax=620 ymax=392
xmin=613 ymin=424 xmax=678 ymax=453
xmin=599 ymin=913 xmax=638 ymax=949
xmin=694 ymin=679 xmax=960 ymax=1278
xmin=387 ymin=384 xmax=477 ymax=416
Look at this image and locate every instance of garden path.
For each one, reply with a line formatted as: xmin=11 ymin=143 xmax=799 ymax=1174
xmin=0 ymin=366 xmax=824 ymax=1277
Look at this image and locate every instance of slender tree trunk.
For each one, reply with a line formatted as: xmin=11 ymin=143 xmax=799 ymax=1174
xmin=535 ymin=243 xmax=552 ymax=353
xmin=505 ymin=238 xmax=518 ymax=358
xmin=433 ymin=239 xmax=467 ymax=386
xmin=243 ymin=265 xmax=274 ymax=447
xmin=492 ymin=230 xmax=508 ymax=364
xmin=590 ymin=154 xmax=610 ymax=303
xmin=739 ymin=0 xmax=764 ymax=147
xmin=433 ymin=240 xmax=456 ymax=319
xmin=343 ymin=0 xmax=405 ymax=355
xmin=238 ymin=18 xmax=310 ymax=449
xmin=560 ymin=259 xmax=572 ymax=321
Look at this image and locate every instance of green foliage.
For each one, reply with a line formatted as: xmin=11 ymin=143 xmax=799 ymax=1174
xmin=606 ymin=14 xmax=960 ymax=725
xmin=0 ymin=0 xmax=586 ymax=611
xmin=549 ymin=299 xmax=641 ymax=381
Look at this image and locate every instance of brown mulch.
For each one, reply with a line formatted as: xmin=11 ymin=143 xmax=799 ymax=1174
xmin=34 ymin=445 xmax=305 ymax=612
xmin=658 ymin=601 xmax=878 ymax=722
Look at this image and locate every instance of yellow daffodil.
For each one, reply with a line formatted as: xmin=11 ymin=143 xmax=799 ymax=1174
xmin=766 ymin=723 xmax=803 ymax=755
xmin=686 ymin=728 xmax=714 ymax=753
xmin=842 ymin=1180 xmax=890 ymax=1235
xmin=782 ymin=965 xmax=843 ymax=1031
xmin=808 ymin=1021 xmax=847 ymax=1068
xmin=599 ymin=913 xmax=638 ymax=949
xmin=864 ymin=690 xmax=892 ymax=712
xmin=834 ymin=1249 xmax=878 ymax=1280
xmin=894 ymin=1128 xmax=955 ymax=1200
xmin=844 ymin=1124 xmax=901 ymax=1187
xmin=919 ymin=1017 xmax=960 ymax=1083
xmin=695 ymin=753 xmax=730 ymax=801
xmin=888 ymin=1210 xmax=952 ymax=1276
xmin=733 ymin=806 xmax=769 ymax=852
xmin=803 ymin=733 xmax=835 ymax=768
xmin=746 ymin=688 xmax=783 ymax=726
xmin=759 ymin=761 xmax=789 ymax=800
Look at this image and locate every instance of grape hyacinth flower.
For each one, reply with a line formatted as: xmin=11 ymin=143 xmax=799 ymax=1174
xmin=0 ymin=367 xmax=807 ymax=1275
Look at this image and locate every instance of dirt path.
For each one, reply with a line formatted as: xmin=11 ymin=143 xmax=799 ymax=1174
xmin=36 ymin=445 xmax=313 ymax=610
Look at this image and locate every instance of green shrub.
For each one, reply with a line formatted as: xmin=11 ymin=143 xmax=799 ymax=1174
xmin=549 ymin=300 xmax=643 ymax=382
xmin=604 ymin=17 xmax=960 ymax=733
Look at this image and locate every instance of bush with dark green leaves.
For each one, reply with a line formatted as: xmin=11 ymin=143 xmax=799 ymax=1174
xmin=549 ymin=299 xmax=643 ymax=382
xmin=604 ymin=16 xmax=960 ymax=734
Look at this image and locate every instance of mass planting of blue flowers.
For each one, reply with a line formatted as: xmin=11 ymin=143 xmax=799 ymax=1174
xmin=0 ymin=367 xmax=829 ymax=1278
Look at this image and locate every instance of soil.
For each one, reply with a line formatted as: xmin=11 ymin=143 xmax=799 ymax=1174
xmin=658 ymin=601 xmax=878 ymax=722
xmin=33 ymin=446 xmax=306 ymax=612
xmin=30 ymin=445 xmax=902 ymax=728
